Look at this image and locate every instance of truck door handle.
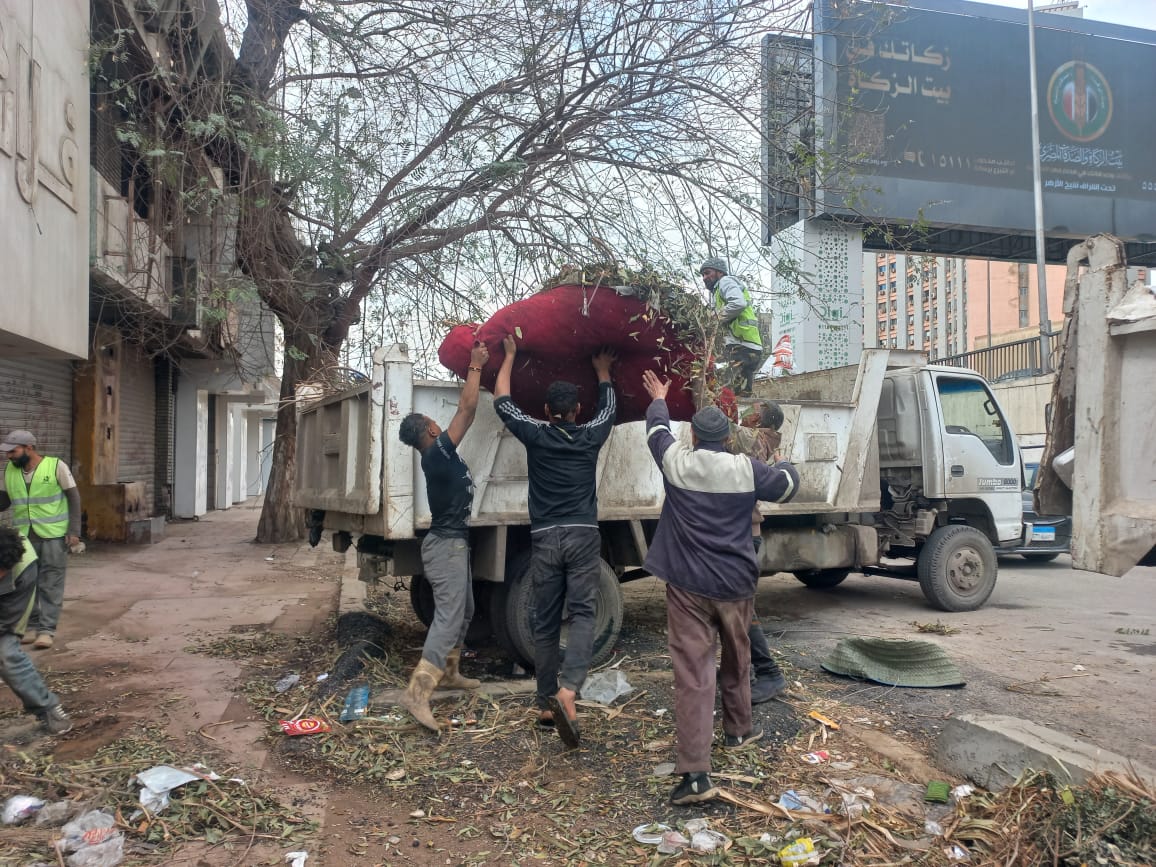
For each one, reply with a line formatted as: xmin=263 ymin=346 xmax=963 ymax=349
xmin=951 ymin=465 xmax=965 ymax=477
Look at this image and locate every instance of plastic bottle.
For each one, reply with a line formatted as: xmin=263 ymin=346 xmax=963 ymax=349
xmin=339 ymin=683 xmax=370 ymax=722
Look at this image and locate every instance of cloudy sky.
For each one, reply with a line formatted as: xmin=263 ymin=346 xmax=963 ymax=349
xmin=977 ymin=0 xmax=1151 ymax=29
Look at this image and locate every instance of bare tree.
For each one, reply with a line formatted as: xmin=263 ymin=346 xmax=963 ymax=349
xmin=211 ymin=0 xmax=812 ymax=541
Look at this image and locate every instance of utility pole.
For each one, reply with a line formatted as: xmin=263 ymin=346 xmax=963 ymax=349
xmin=1027 ymin=0 xmax=1053 ymax=373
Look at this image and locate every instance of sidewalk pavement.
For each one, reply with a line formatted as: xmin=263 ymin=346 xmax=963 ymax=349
xmin=0 ymin=500 xmax=350 ymax=773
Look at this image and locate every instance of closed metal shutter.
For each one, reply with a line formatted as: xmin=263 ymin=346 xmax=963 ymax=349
xmin=0 ymin=359 xmax=75 ymax=462
xmin=116 ymin=345 xmax=157 ymax=516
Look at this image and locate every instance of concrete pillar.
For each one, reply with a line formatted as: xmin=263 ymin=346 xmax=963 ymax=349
xmin=173 ymin=385 xmax=208 ymax=518
xmin=770 ymin=219 xmax=863 ymax=373
xmin=231 ymin=405 xmax=247 ymax=504
xmin=214 ymin=396 xmax=233 ymax=511
xmin=260 ymin=418 xmax=275 ymax=492
xmin=245 ymin=411 xmax=263 ymax=497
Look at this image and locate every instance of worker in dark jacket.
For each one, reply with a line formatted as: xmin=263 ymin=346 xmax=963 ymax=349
xmin=641 ymin=370 xmax=799 ymax=805
xmin=493 ymin=335 xmax=617 ymax=749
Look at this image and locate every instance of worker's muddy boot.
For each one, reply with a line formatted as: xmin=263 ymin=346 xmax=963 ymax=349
xmin=437 ymin=648 xmax=481 ymax=690
xmin=401 ymin=659 xmax=442 ymax=732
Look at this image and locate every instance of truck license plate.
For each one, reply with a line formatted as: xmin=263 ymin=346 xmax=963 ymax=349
xmin=1033 ymin=527 xmax=1056 ymax=542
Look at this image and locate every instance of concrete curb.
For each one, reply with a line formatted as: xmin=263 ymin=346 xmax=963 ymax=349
xmin=935 ymin=713 xmax=1156 ymax=791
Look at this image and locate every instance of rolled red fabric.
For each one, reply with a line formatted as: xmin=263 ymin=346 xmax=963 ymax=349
xmin=437 ymin=284 xmax=700 ymax=424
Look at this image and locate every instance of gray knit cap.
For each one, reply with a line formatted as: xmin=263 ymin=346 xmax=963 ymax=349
xmin=691 ymin=406 xmax=731 ymax=442
xmin=700 ymin=257 xmax=729 ymax=275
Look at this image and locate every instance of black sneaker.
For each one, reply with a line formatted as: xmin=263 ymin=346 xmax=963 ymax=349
xmin=670 ymin=772 xmax=719 ymax=806
xmin=751 ymin=672 xmax=788 ymax=705
xmin=41 ymin=705 xmax=72 ymax=735
xmin=724 ymin=726 xmax=764 ymax=748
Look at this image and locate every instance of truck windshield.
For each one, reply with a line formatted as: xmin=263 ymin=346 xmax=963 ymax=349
xmin=936 ymin=376 xmax=1014 ymax=466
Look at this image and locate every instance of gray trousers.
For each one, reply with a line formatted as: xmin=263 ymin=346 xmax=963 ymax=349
xmin=28 ymin=535 xmax=68 ymax=635
xmin=530 ymin=526 xmax=601 ymax=707
xmin=0 ymin=562 xmax=58 ymax=714
xmin=419 ymin=533 xmax=474 ymax=670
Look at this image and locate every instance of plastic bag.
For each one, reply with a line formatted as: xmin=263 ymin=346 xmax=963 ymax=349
xmin=580 ymin=669 xmax=632 ymax=705
xmin=59 ymin=810 xmax=124 ymax=867
xmin=2 ymin=795 xmax=45 ymax=824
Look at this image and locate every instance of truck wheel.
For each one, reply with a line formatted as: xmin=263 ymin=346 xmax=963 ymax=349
xmin=409 ymin=574 xmax=493 ymax=645
xmin=493 ymin=552 xmax=624 ymax=671
xmin=1022 ymin=552 xmax=1060 ymax=563
xmin=917 ymin=525 xmax=998 ymax=611
xmin=793 ymin=569 xmax=851 ymax=590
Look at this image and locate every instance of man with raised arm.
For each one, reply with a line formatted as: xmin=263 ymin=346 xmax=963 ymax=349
xmin=396 ymin=341 xmax=490 ymax=731
xmin=640 ymin=370 xmax=799 ymax=805
xmin=493 ymin=336 xmax=617 ymax=748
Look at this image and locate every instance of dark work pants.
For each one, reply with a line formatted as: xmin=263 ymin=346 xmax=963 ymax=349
xmin=724 ymin=344 xmax=761 ymax=396
xmin=530 ymin=526 xmax=601 ymax=708
xmin=0 ymin=562 xmax=59 ymax=714
xmin=666 ymin=583 xmax=752 ymax=774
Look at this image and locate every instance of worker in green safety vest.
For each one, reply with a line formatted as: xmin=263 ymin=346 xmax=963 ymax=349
xmin=0 ymin=430 xmax=82 ymax=650
xmin=700 ymin=257 xmax=763 ymax=397
xmin=0 ymin=525 xmax=72 ymax=734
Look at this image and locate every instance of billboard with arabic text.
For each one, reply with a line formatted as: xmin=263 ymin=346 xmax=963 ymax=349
xmin=807 ymin=0 xmax=1156 ymax=263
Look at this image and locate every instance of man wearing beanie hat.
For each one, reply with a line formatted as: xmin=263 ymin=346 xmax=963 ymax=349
xmin=640 ymin=371 xmax=799 ymax=805
xmin=700 ymin=257 xmax=763 ymax=397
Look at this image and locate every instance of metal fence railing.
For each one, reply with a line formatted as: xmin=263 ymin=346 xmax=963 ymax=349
xmin=933 ymin=333 xmax=1061 ymax=383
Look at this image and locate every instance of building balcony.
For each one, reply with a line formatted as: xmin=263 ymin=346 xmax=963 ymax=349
xmin=89 ymin=169 xmax=173 ymax=318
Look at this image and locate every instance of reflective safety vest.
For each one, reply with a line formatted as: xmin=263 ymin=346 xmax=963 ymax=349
xmin=4 ymin=457 xmax=69 ymax=539
xmin=714 ymin=282 xmax=763 ymax=347
xmin=10 ymin=534 xmax=38 ymax=634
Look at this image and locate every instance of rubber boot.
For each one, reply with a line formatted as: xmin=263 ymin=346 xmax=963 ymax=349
xmin=401 ymin=658 xmax=442 ymax=731
xmin=437 ymin=647 xmax=481 ymax=690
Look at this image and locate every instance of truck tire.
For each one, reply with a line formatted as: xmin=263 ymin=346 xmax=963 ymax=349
xmin=492 ymin=551 xmax=624 ymax=671
xmin=408 ymin=574 xmax=493 ymax=645
xmin=792 ymin=569 xmax=851 ymax=590
xmin=917 ymin=525 xmax=998 ymax=611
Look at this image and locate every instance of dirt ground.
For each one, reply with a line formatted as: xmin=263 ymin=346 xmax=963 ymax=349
xmin=1 ymin=507 xmax=1149 ymax=866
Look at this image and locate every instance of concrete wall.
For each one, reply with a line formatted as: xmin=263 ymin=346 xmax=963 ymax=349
xmin=991 ymin=373 xmax=1053 ymax=444
xmin=0 ymin=0 xmax=89 ymax=359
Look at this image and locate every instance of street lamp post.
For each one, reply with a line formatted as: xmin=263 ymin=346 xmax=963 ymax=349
xmin=1027 ymin=0 xmax=1053 ymax=373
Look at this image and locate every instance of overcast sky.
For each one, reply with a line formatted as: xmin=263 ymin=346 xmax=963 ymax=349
xmin=976 ymin=0 xmax=1151 ymax=29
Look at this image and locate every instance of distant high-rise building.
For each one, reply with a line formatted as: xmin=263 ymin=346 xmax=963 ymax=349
xmin=862 ymin=254 xmax=968 ymax=357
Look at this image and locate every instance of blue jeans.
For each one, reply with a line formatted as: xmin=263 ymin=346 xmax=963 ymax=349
xmin=530 ymin=526 xmax=601 ymax=707
xmin=0 ymin=562 xmax=58 ymax=714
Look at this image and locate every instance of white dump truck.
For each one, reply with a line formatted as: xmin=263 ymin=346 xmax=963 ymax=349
xmin=295 ymin=346 xmax=1024 ymax=668
xmin=1036 ymin=234 xmax=1156 ymax=576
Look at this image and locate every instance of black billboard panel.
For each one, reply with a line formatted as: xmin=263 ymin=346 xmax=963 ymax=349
xmin=812 ymin=0 xmax=1156 ymax=260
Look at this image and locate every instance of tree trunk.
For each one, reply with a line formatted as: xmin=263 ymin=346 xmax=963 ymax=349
xmin=254 ymin=334 xmax=322 ymax=543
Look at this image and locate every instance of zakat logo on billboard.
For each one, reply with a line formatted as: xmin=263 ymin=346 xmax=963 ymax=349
xmin=1047 ymin=61 xmax=1113 ymax=143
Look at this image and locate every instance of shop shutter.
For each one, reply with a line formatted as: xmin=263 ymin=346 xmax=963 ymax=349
xmin=116 ymin=345 xmax=157 ymax=516
xmin=0 ymin=359 xmax=75 ymax=462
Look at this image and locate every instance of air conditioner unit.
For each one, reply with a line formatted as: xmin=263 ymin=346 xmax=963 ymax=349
xmin=170 ymin=257 xmax=203 ymax=328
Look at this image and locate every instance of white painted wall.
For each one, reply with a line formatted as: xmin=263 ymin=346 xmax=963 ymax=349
xmin=0 ymin=0 xmax=89 ymax=358
xmin=213 ymin=396 xmax=234 ymax=511
xmin=173 ymin=386 xmax=209 ymax=518
xmin=245 ymin=410 xmax=263 ymax=496
xmin=991 ymin=374 xmax=1053 ymax=442
xmin=231 ymin=404 xmax=247 ymax=504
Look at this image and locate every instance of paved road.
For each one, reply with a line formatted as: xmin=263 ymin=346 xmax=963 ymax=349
xmin=737 ymin=555 xmax=1156 ymax=772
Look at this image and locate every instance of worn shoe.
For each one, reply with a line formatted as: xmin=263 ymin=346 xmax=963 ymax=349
xmin=41 ymin=705 xmax=72 ymax=735
xmin=751 ymin=672 xmax=788 ymax=705
xmin=400 ymin=659 xmax=443 ymax=732
xmin=436 ymin=647 xmax=481 ymax=690
xmin=549 ymin=689 xmax=580 ymax=749
xmin=724 ymin=726 xmax=764 ymax=749
xmin=20 ymin=632 xmax=37 ymax=645
xmin=670 ymin=772 xmax=720 ymax=806
xmin=32 ymin=633 xmax=54 ymax=650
